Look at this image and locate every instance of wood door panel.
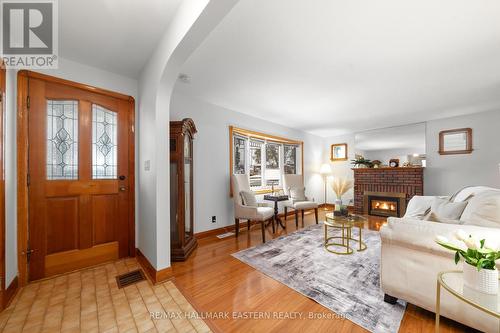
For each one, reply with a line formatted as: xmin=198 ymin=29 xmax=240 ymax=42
xmin=92 ymin=194 xmax=119 ymax=245
xmin=26 ymin=74 xmax=133 ymax=281
xmin=46 ymin=197 xmax=79 ymax=254
xmin=45 ymin=180 xmax=118 ymax=196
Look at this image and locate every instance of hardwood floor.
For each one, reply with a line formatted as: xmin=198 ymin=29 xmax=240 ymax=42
xmin=172 ymin=209 xmax=477 ymax=333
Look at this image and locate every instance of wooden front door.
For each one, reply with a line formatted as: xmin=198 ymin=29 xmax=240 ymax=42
xmin=26 ymin=74 xmax=134 ymax=280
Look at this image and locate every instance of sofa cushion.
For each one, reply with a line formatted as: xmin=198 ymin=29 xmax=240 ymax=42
xmin=380 ymin=217 xmax=500 ymax=258
xmin=427 ymin=197 xmax=468 ymax=220
xmin=404 ymin=196 xmax=434 ymax=219
xmin=451 ymin=186 xmax=500 ymax=203
xmin=425 ymin=212 xmax=462 ymax=224
xmin=461 ymin=190 xmax=500 ymax=228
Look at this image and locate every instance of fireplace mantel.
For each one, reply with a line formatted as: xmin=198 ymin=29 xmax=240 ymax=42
xmin=353 ymin=167 xmax=424 ymax=215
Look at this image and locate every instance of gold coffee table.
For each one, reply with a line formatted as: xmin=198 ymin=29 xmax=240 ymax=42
xmin=324 ymin=213 xmax=367 ymax=255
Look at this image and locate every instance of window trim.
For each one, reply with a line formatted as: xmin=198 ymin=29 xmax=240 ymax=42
xmin=229 ymin=126 xmax=304 ymax=196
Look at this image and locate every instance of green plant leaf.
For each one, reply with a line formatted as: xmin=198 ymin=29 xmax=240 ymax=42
xmin=480 ymin=239 xmax=485 ymax=249
xmin=454 ymin=251 xmax=460 ymax=265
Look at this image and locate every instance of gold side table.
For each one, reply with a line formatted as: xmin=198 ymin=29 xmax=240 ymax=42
xmin=324 ymin=213 xmax=367 ymax=255
xmin=436 ymin=270 xmax=500 ymax=333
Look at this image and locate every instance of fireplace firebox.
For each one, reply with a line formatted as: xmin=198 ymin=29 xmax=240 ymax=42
xmin=363 ymin=191 xmax=406 ymax=217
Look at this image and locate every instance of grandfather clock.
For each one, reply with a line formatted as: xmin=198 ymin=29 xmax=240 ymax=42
xmin=170 ymin=118 xmax=197 ymax=261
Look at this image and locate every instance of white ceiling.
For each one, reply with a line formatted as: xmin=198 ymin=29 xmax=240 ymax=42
xmin=176 ymin=0 xmax=500 ymax=137
xmin=59 ymin=0 xmax=182 ymax=78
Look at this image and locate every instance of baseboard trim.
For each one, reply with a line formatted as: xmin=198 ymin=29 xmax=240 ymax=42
xmin=195 ymin=206 xmax=327 ymax=240
xmin=135 ymin=249 xmax=173 ymax=284
xmin=2 ymin=276 xmax=19 ymax=309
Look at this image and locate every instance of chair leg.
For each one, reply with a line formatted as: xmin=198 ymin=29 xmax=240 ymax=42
xmin=261 ymin=220 xmax=266 ymax=243
xmin=301 ymin=210 xmax=305 ymax=227
xmin=284 ymin=207 xmax=287 ymax=220
xmin=295 ymin=210 xmax=299 ymax=229
xmin=315 ymin=208 xmax=319 ymax=224
xmin=247 ymin=220 xmax=251 ymax=230
xmin=235 ymin=218 xmax=240 ymax=237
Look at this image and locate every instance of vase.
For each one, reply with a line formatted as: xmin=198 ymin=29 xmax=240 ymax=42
xmin=334 ymin=199 xmax=342 ymax=211
xmin=463 ymin=263 xmax=499 ymax=295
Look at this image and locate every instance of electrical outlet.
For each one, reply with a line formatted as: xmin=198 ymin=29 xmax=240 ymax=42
xmin=144 ymin=160 xmax=150 ymax=171
xmin=211 ymin=216 xmax=216 ymax=223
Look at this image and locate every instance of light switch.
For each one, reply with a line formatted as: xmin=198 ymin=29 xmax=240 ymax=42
xmin=144 ymin=160 xmax=151 ymax=171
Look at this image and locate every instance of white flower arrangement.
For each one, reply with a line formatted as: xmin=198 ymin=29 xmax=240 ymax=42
xmin=435 ymin=230 xmax=500 ymax=271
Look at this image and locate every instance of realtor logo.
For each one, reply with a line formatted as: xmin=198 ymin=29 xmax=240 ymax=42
xmin=1 ymin=0 xmax=58 ymax=68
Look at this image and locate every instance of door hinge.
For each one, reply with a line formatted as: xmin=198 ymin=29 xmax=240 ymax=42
xmin=22 ymin=248 xmax=35 ymax=263
xmin=26 ymin=95 xmax=30 ymax=109
xmin=27 ymin=174 xmax=30 ymax=186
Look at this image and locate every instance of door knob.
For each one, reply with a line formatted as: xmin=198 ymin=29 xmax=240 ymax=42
xmin=119 ymin=175 xmax=126 ymax=180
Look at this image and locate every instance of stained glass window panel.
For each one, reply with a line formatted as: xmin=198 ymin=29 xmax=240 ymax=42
xmin=92 ymin=104 xmax=118 ymax=179
xmin=47 ymin=100 xmax=79 ymax=180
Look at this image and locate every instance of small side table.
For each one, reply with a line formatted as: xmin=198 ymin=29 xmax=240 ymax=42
xmin=263 ymin=194 xmax=289 ymax=231
xmin=324 ymin=213 xmax=367 ymax=255
xmin=435 ymin=270 xmax=499 ymax=333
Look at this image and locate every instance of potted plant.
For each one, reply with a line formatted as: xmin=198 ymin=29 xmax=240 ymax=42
xmin=331 ymin=178 xmax=353 ymax=215
xmin=350 ymin=155 xmax=373 ymax=168
xmin=435 ymin=230 xmax=500 ymax=295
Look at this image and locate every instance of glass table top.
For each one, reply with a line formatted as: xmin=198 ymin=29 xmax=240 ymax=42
xmin=324 ymin=213 xmax=367 ymax=227
xmin=439 ymin=271 xmax=499 ymax=317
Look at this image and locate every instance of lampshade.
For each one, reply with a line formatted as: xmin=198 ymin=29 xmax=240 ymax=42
xmin=319 ymin=163 xmax=332 ymax=175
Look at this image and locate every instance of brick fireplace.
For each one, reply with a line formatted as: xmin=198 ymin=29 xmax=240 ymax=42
xmin=353 ymin=167 xmax=424 ymax=216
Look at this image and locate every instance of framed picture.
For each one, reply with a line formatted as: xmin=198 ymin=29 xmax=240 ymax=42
xmin=330 ymin=143 xmax=348 ymax=161
xmin=439 ymin=128 xmax=473 ymax=155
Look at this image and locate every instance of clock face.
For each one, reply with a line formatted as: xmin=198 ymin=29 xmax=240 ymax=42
xmin=390 ymin=161 xmax=398 ymax=167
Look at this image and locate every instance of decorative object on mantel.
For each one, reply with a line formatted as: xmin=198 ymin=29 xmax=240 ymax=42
xmin=351 ymin=155 xmax=373 ymax=168
xmin=389 ymin=159 xmax=399 ymax=168
xmin=435 ymin=230 xmax=499 ymax=295
xmin=330 ymin=143 xmax=348 ymax=161
xmin=439 ymin=128 xmax=473 ymax=155
xmin=372 ymin=160 xmax=382 ymax=168
xmin=331 ymin=177 xmax=353 ymax=214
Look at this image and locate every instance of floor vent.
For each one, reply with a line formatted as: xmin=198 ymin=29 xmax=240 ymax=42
xmin=116 ymin=269 xmax=146 ymax=288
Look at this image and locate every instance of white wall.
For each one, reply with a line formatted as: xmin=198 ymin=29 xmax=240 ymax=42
xmin=321 ymin=133 xmax=356 ymax=205
xmin=4 ymin=58 xmax=138 ymax=286
xmin=170 ymin=91 xmax=324 ymax=233
xmin=137 ymin=0 xmax=237 ymax=270
xmin=425 ymin=109 xmax=500 ymax=195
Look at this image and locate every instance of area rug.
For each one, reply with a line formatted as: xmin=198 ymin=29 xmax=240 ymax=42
xmin=232 ymin=223 xmax=406 ymax=333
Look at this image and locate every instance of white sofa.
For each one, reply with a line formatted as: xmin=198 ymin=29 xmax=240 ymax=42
xmin=380 ymin=186 xmax=500 ymax=333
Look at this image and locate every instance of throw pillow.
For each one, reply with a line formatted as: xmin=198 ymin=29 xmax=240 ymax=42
xmin=289 ymin=187 xmax=307 ymax=201
xmin=425 ymin=212 xmax=463 ymax=224
xmin=240 ymin=190 xmax=257 ymax=207
xmin=404 ymin=196 xmax=433 ymax=219
xmin=427 ymin=197 xmax=468 ymax=221
xmin=461 ymin=190 xmax=500 ymax=228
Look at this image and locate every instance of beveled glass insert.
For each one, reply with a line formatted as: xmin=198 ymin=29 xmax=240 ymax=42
xmin=92 ymin=104 xmax=117 ymax=179
xmin=47 ymin=100 xmax=79 ymax=180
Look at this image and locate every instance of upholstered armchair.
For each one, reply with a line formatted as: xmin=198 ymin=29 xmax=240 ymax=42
xmin=282 ymin=174 xmax=318 ymax=228
xmin=231 ymin=174 xmax=275 ymax=243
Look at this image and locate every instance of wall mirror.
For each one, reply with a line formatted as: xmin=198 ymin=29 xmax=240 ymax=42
xmin=354 ymin=123 xmax=426 ymax=167
xmin=439 ymin=128 xmax=472 ymax=155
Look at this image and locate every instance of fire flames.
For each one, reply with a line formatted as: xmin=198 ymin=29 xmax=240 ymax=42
xmin=373 ymin=201 xmax=396 ymax=211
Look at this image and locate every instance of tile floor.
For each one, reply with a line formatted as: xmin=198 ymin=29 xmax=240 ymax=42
xmin=0 ymin=258 xmax=211 ymax=333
